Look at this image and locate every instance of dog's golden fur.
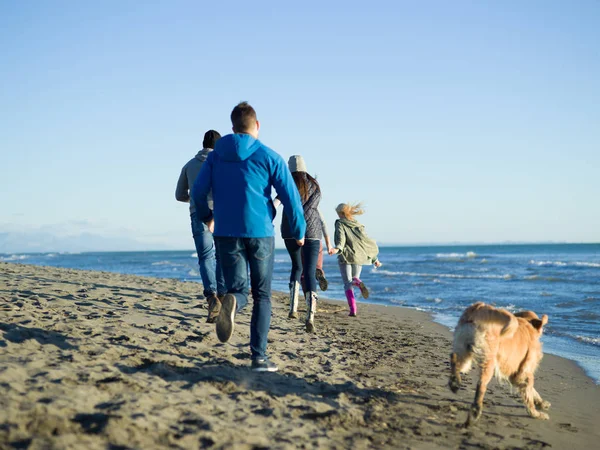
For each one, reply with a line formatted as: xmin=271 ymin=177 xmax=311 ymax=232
xmin=448 ymin=302 xmax=550 ymax=426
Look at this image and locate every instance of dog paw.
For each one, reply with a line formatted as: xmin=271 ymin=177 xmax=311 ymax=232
xmin=449 ymin=379 xmax=460 ymax=393
xmin=537 ymin=412 xmax=550 ymax=420
xmin=448 ymin=377 xmax=461 ymax=394
xmin=540 ymin=400 xmax=551 ymax=410
xmin=465 ymin=405 xmax=482 ymax=427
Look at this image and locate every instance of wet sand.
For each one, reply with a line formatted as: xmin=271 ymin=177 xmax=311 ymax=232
xmin=1 ymin=262 xmax=599 ymax=449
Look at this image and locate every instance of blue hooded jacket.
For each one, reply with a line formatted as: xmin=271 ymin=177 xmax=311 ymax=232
xmin=191 ymin=133 xmax=306 ymax=239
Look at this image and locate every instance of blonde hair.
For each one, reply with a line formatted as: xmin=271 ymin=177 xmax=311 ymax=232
xmin=335 ymin=202 xmax=364 ymax=220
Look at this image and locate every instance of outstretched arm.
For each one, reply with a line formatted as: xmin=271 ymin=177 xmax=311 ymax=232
xmin=191 ymin=153 xmax=214 ymax=224
xmin=319 ymin=209 xmax=332 ymax=251
xmin=331 ymin=220 xmax=345 ymax=255
xmin=271 ymin=155 xmax=305 ymax=245
xmin=175 ymin=167 xmax=190 ymax=202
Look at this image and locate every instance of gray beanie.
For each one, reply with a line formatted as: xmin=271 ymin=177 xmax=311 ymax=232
xmin=288 ymin=155 xmax=307 ymax=173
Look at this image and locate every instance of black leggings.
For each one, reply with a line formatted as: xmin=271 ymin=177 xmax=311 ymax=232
xmin=284 ymin=238 xmax=320 ymax=293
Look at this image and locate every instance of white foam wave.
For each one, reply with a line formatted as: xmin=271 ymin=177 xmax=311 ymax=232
xmin=576 ymin=336 xmax=600 ymax=347
xmin=531 ymin=260 xmax=567 ymax=267
xmin=190 ymin=252 xmax=198 ymax=258
xmin=0 ymin=254 xmax=29 ymax=262
xmin=152 ymin=261 xmax=183 ymax=267
xmin=435 ymin=251 xmax=478 ymax=260
xmin=378 ymin=269 xmax=512 ymax=280
xmin=575 ymin=262 xmax=600 ymax=268
xmin=530 ymin=260 xmax=600 ymax=268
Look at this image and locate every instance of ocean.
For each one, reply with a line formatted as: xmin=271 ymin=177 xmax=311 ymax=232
xmin=2 ymin=243 xmax=599 ymax=383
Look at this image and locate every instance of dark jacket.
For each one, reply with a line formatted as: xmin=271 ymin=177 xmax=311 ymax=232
xmin=281 ymin=173 xmax=322 ymax=240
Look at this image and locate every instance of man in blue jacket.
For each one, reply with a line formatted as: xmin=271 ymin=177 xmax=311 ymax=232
xmin=191 ymin=102 xmax=305 ymax=372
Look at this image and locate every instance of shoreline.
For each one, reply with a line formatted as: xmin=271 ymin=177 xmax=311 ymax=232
xmin=6 ymin=256 xmax=599 ymax=386
xmin=4 ymin=247 xmax=600 ymax=386
xmin=1 ymin=262 xmax=599 ymax=449
xmin=322 ymin=296 xmax=599 ymax=386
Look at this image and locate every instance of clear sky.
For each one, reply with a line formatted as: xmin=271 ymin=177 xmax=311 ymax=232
xmin=1 ymin=0 xmax=599 ymax=251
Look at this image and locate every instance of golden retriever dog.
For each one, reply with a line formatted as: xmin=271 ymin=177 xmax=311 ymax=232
xmin=448 ymin=302 xmax=550 ymax=426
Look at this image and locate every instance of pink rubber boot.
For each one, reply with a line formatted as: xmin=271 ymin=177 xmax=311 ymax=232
xmin=352 ymin=277 xmax=369 ymax=299
xmin=345 ymin=289 xmax=357 ymax=316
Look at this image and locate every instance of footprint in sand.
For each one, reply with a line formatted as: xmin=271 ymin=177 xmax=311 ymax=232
xmin=559 ymin=423 xmax=579 ymax=433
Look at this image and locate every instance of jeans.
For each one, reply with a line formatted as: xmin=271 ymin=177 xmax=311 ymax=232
xmin=284 ymin=238 xmax=320 ymax=293
xmin=339 ymin=262 xmax=363 ymax=291
xmin=191 ymin=212 xmax=226 ymax=298
xmin=215 ymin=236 xmax=275 ymax=359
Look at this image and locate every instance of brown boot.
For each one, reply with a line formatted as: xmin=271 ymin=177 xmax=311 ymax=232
xmin=207 ymin=294 xmax=221 ymax=323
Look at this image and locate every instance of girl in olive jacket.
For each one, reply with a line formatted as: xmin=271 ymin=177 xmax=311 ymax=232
xmin=330 ymin=203 xmax=382 ymax=316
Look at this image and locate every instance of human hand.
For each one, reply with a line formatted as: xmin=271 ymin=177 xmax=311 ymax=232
xmin=296 ymin=238 xmax=305 ymax=246
xmin=329 ymin=248 xmax=338 ymax=255
xmin=374 ymin=260 xmax=382 ymax=268
xmin=207 ymin=219 xmax=215 ymax=233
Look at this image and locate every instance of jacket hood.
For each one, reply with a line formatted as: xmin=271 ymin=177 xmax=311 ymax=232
xmin=194 ymin=148 xmax=212 ymax=163
xmin=215 ymin=133 xmax=261 ymax=162
xmin=338 ymin=218 xmax=363 ymax=229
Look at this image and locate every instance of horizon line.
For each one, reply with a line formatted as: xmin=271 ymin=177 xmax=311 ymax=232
xmin=2 ymin=241 xmax=599 ymax=255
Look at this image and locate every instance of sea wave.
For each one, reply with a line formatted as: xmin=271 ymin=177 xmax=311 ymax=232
xmin=151 ymin=261 xmax=184 ymax=267
xmin=435 ymin=251 xmax=478 ymax=261
xmin=190 ymin=253 xmax=198 ymax=258
xmin=577 ymin=336 xmax=600 ymax=347
xmin=524 ymin=275 xmax=566 ymax=282
xmin=377 ymin=269 xmax=512 ymax=280
xmin=530 ymin=260 xmax=600 ymax=268
xmin=0 ymin=254 xmax=29 ymax=262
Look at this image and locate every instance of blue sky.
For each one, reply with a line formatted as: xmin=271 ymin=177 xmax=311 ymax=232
xmin=1 ymin=0 xmax=599 ymax=251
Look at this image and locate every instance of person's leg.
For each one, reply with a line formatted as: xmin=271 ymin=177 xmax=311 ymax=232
xmin=316 ymin=242 xmax=323 ymax=270
xmin=215 ymin=246 xmax=227 ymax=298
xmin=338 ymin=261 xmax=354 ymax=291
xmin=302 ymin=240 xmax=320 ymax=332
xmin=191 ymin=213 xmax=221 ymax=322
xmin=214 ymin=237 xmax=249 ymax=343
xmin=301 ymin=240 xmax=320 ymax=293
xmin=339 ymin=261 xmax=357 ymax=315
xmin=315 ymin=242 xmax=328 ymax=291
xmin=284 ymin=239 xmax=302 ymax=318
xmin=351 ymin=265 xmax=369 ymax=299
xmin=245 ymin=237 xmax=277 ymax=370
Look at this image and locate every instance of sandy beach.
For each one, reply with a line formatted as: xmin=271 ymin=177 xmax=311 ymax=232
xmin=1 ymin=261 xmax=598 ymax=449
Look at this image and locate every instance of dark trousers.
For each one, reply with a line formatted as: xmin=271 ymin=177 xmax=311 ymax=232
xmin=284 ymin=238 xmax=320 ymax=293
xmin=215 ymin=236 xmax=275 ymax=359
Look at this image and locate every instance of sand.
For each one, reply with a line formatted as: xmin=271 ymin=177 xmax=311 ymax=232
xmin=1 ymin=261 xmax=599 ymax=450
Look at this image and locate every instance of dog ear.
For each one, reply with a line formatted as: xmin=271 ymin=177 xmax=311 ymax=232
xmin=531 ymin=315 xmax=548 ymax=331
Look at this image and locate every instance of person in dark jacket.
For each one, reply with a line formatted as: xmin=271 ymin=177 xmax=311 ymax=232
xmin=280 ymin=155 xmax=331 ymax=333
xmin=191 ymin=102 xmax=306 ymax=372
xmin=175 ymin=130 xmax=225 ymax=323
